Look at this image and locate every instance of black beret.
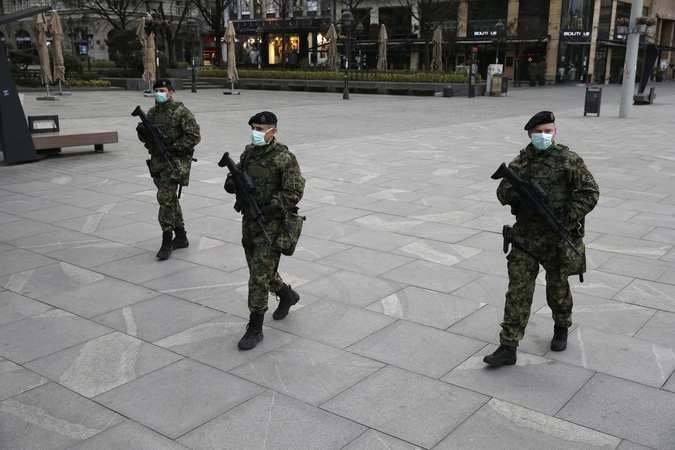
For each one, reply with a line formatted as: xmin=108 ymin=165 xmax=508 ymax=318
xmin=524 ymin=111 xmax=555 ymax=130
xmin=153 ymin=78 xmax=174 ymax=90
xmin=248 ymin=111 xmax=278 ymax=126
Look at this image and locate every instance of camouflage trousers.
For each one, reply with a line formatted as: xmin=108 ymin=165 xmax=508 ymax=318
xmin=242 ymin=216 xmax=285 ymax=314
xmin=153 ymin=175 xmax=184 ymax=232
xmin=499 ymin=225 xmax=573 ymax=346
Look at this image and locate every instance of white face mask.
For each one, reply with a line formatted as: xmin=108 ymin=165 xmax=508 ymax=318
xmin=250 ymin=129 xmax=271 ymax=146
xmin=531 ymin=133 xmax=553 ymax=151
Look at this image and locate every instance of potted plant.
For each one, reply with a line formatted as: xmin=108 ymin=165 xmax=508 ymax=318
xmin=616 ymin=17 xmax=629 ymax=35
xmin=537 ymin=61 xmax=547 ymax=85
xmin=635 ymin=16 xmax=650 ymax=33
xmin=654 ymin=66 xmax=665 ymax=82
xmin=527 ymin=63 xmax=537 ymax=86
xmin=645 ymin=17 xmax=656 ymax=34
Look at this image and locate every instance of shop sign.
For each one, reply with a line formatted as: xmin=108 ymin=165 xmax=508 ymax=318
xmin=560 ymin=29 xmax=591 ymax=43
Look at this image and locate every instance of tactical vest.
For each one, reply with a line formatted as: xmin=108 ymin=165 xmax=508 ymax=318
xmin=244 ymin=142 xmax=288 ymax=206
xmin=520 ymin=144 xmax=573 ymax=213
xmin=149 ymin=101 xmax=185 ymax=149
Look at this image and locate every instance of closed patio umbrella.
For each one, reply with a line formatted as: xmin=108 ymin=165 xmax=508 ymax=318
xmin=223 ymin=21 xmax=239 ymax=95
xmin=136 ymin=14 xmax=155 ymax=94
xmin=432 ymin=27 xmax=443 ymax=71
xmin=377 ymin=24 xmax=388 ymax=71
xmin=48 ymin=11 xmax=68 ymax=95
xmin=326 ymin=24 xmax=338 ymax=71
xmin=32 ymin=12 xmax=54 ymax=99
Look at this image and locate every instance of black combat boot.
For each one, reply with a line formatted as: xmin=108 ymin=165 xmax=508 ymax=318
xmin=483 ymin=344 xmax=517 ymax=367
xmin=551 ymin=325 xmax=568 ymax=351
xmin=272 ymin=284 xmax=300 ymax=320
xmin=172 ymin=226 xmax=189 ymax=249
xmin=238 ymin=312 xmax=264 ymax=350
xmin=156 ymin=230 xmax=173 ymax=260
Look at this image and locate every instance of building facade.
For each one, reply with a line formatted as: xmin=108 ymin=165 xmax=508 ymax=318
xmin=1 ymin=0 xmax=674 ymax=84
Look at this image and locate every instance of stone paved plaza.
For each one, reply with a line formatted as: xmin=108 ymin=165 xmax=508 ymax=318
xmin=2 ymin=82 xmax=675 ymax=449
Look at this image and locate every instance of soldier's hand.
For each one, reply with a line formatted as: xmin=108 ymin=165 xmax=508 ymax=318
xmin=224 ymin=174 xmax=237 ymax=194
xmin=136 ymin=122 xmax=147 ymax=138
xmin=506 ymin=191 xmax=523 ymax=207
xmin=144 ymin=142 xmax=153 ymax=150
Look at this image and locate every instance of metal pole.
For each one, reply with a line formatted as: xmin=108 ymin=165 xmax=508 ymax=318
xmin=343 ymin=28 xmax=350 ymax=100
xmin=619 ymin=0 xmax=643 ymax=118
xmin=191 ymin=34 xmax=197 ymax=93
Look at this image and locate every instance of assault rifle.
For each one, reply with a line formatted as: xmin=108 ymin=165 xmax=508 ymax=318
xmin=132 ymin=105 xmax=178 ymax=175
xmin=492 ymin=162 xmax=581 ymax=258
xmin=218 ymin=152 xmax=272 ymax=245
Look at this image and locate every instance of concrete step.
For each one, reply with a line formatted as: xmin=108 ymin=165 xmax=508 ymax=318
xmin=180 ymin=79 xmax=224 ymax=89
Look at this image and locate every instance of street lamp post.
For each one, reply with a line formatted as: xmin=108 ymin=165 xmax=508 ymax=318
xmin=66 ymin=18 xmax=76 ymax=54
xmin=494 ymin=20 xmax=505 ymax=64
xmin=186 ymin=18 xmax=198 ymax=93
xmin=341 ymin=10 xmax=354 ymax=100
xmin=81 ymin=14 xmax=93 ymax=71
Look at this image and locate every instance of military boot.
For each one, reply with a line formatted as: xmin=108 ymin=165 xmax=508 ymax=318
xmin=238 ymin=312 xmax=264 ymax=350
xmin=483 ymin=344 xmax=517 ymax=367
xmin=172 ymin=226 xmax=189 ymax=249
xmin=551 ymin=325 xmax=568 ymax=351
xmin=273 ymin=284 xmax=300 ymax=320
xmin=156 ymin=231 xmax=173 ymax=260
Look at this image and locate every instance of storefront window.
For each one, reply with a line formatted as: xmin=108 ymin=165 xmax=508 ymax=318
xmin=467 ymin=0 xmax=507 ymax=37
xmin=518 ymin=1 xmax=549 ymax=38
xmin=15 ymin=30 xmax=31 ymax=51
xmin=561 ymin=0 xmax=593 ymax=30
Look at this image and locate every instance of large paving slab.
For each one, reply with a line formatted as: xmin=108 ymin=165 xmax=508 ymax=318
xmin=2 ymin=84 xmax=675 ymax=448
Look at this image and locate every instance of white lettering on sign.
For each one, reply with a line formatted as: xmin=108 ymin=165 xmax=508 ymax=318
xmin=562 ymin=31 xmax=590 ymax=37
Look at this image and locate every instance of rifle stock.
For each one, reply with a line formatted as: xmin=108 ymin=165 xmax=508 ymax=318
xmin=218 ymin=152 xmax=272 ymax=245
xmin=492 ymin=162 xmax=581 ymax=257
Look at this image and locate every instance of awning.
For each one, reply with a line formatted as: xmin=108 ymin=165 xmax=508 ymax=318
xmin=457 ymin=36 xmax=549 ymax=45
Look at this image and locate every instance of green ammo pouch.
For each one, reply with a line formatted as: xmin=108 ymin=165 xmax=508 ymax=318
xmin=274 ymin=206 xmax=305 ymax=256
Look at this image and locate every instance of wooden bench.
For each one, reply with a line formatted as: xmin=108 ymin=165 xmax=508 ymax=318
xmin=307 ymin=85 xmax=328 ymax=92
xmin=288 ymin=84 xmax=307 ymax=91
xmin=32 ymin=130 xmax=118 ymax=153
xmin=412 ymin=88 xmax=436 ymax=96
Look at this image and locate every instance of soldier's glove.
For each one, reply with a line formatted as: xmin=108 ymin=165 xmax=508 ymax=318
xmin=144 ymin=141 xmax=153 ymax=150
xmin=224 ymin=174 xmax=237 ymax=194
xmin=136 ymin=122 xmax=147 ymax=139
xmin=506 ymin=191 xmax=523 ymax=208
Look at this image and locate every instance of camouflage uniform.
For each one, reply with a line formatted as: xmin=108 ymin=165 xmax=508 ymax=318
xmin=138 ymin=99 xmax=200 ymax=232
xmin=496 ymin=143 xmax=599 ymax=346
xmin=239 ymin=138 xmax=305 ymax=314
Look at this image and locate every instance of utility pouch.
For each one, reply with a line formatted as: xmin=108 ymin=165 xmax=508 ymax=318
xmin=146 ymin=159 xmax=160 ymax=178
xmin=502 ymin=225 xmax=514 ymax=254
xmin=274 ymin=206 xmax=305 ymax=256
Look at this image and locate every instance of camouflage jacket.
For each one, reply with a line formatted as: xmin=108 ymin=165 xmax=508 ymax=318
xmin=138 ymin=99 xmax=201 ymax=157
xmin=137 ymin=99 xmax=200 ymax=186
xmin=497 ymin=143 xmax=599 ymax=226
xmin=239 ymin=138 xmax=305 ymax=222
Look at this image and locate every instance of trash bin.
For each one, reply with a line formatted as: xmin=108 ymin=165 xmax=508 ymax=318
xmin=584 ymin=87 xmax=602 ymax=116
xmin=443 ymin=85 xmax=453 ymax=97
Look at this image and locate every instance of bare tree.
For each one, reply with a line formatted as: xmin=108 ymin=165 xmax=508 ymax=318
xmin=61 ymin=0 xmax=145 ymax=30
xmin=385 ymin=0 xmax=458 ymax=71
xmin=145 ymin=0 xmax=192 ymax=62
xmin=187 ymin=0 xmax=237 ymax=66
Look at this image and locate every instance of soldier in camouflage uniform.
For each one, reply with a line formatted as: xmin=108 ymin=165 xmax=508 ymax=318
xmin=228 ymin=111 xmax=305 ymax=350
xmin=136 ymin=79 xmax=200 ymax=260
xmin=484 ymin=111 xmax=599 ymax=367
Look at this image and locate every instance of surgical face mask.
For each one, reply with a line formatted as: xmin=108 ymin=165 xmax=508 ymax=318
xmin=155 ymin=92 xmax=168 ymax=103
xmin=531 ymin=133 xmax=553 ymax=151
xmin=250 ymin=129 xmax=271 ymax=146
